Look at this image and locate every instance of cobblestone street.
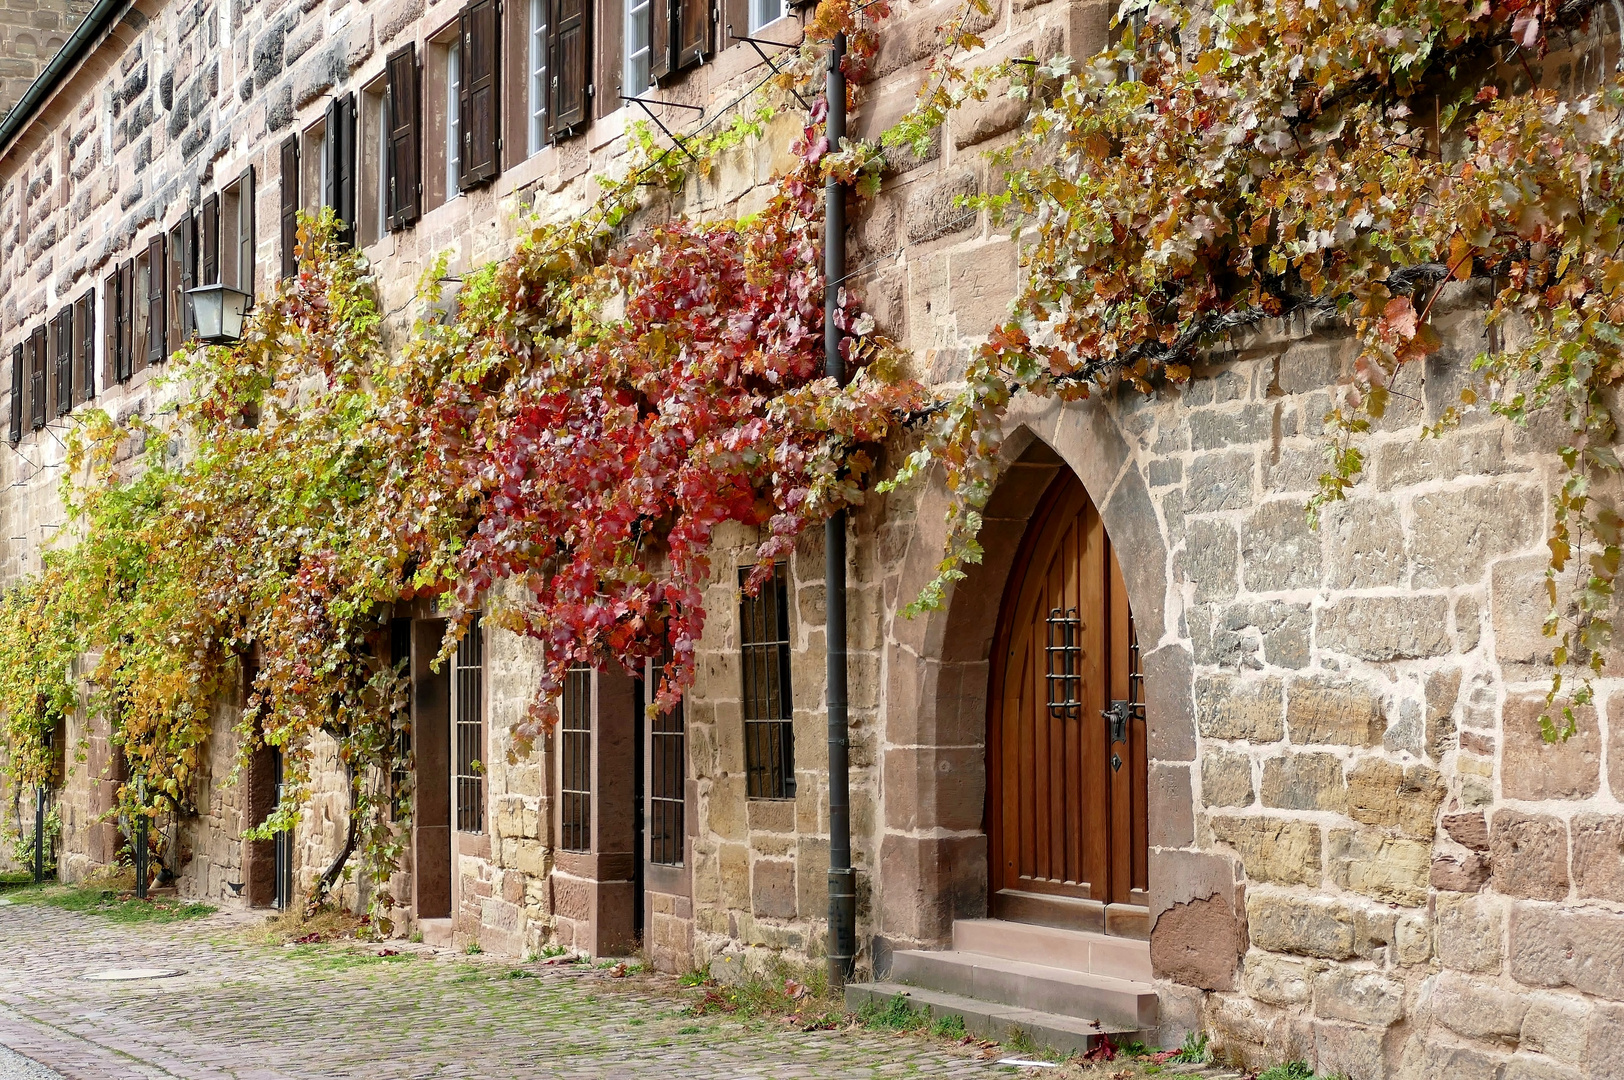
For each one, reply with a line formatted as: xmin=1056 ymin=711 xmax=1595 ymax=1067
xmin=0 ymin=900 xmax=1049 ymax=1080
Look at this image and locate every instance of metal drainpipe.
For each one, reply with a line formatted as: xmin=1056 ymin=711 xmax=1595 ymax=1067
xmin=824 ymin=30 xmax=856 ymax=992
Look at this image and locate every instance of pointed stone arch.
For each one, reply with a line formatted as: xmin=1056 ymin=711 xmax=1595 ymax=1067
xmin=873 ymin=393 xmax=1244 ymax=995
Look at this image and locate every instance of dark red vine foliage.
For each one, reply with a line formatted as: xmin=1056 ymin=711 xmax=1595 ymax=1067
xmin=399 ymin=15 xmax=918 ymax=755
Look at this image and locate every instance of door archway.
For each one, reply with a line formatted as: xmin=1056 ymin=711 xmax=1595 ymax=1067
xmin=986 ymin=468 xmax=1149 ymax=936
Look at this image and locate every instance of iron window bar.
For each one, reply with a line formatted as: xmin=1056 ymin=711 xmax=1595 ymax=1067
xmin=620 ymin=94 xmax=705 ymax=165
xmin=741 ymin=563 xmax=796 ymax=799
xmin=560 ymin=665 xmax=593 ymax=852
xmin=649 ymin=662 xmax=685 ymax=866
xmin=726 ymin=27 xmax=811 ymax=109
xmin=1045 ymin=606 xmax=1082 ymax=718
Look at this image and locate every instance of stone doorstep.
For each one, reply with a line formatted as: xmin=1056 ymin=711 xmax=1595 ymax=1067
xmin=417 ymin=917 xmax=453 ymax=949
xmin=844 ymin=981 xmax=1148 ymax=1058
xmin=888 ymin=949 xmax=1160 ymax=1030
xmin=951 ymin=919 xmax=1154 ymax=982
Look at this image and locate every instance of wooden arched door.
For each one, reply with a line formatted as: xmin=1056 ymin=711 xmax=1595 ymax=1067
xmin=987 ymin=469 xmax=1149 ymax=935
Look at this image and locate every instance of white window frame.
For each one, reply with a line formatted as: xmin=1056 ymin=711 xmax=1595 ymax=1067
xmin=748 ymin=0 xmax=783 ymax=33
xmin=625 ymin=0 xmax=652 ymax=99
xmin=446 ymin=39 xmax=462 ymax=197
xmin=528 ymin=0 xmax=548 ymax=156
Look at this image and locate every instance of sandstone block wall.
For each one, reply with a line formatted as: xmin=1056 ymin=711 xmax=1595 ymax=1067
xmin=4 ymin=0 xmax=1622 ymax=1074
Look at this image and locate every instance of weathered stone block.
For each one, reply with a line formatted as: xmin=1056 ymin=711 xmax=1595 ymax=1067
xmin=1183 ymin=518 xmax=1239 ymax=603
xmin=1201 ymin=748 xmax=1254 ymax=807
xmin=951 ymin=92 xmax=1027 ymax=149
xmin=1610 ymin=690 xmax=1624 ymax=802
xmin=1444 ymin=811 xmax=1490 ymax=852
xmin=1571 ymin=815 xmax=1624 ymax=902
xmin=1511 ymin=902 xmax=1624 ymax=1001
xmin=1433 ymin=969 xmax=1531 ymax=1043
xmin=1285 ymin=677 xmax=1385 ymax=746
xmin=1347 ymin=758 xmax=1444 ymax=838
xmin=1150 ymin=893 xmax=1246 ymax=991
xmin=1186 ymin=450 xmax=1254 ymax=513
xmin=1521 ymin=993 xmax=1591 ymax=1063
xmin=1409 ymin=483 xmax=1543 ymax=587
xmin=1210 ymin=815 xmax=1321 ymax=886
xmin=1432 ymin=851 xmax=1490 ymax=893
xmin=905 ymin=171 xmax=977 ymax=243
xmin=1261 ymin=752 xmax=1347 ymax=813
xmin=1247 ymin=892 xmax=1357 ymax=960
xmin=1315 ymin=595 xmax=1451 ymax=660
xmin=1242 ymin=499 xmax=1321 ymax=592
xmin=1416 ymin=1041 xmax=1514 ymax=1080
xmin=946 ymin=239 xmax=1017 ymax=343
xmin=1311 ymin=965 xmax=1404 ymax=1026
xmin=1327 ymin=828 xmax=1431 ymax=906
xmin=1395 ymin=912 xmax=1431 ymax=964
xmin=1502 ymin=694 xmax=1600 ymax=801
xmin=1501 ymin=1057 xmax=1586 ymax=1080
xmin=1243 ymin=949 xmax=1318 ymax=1005
xmin=1313 ymin=1019 xmax=1391 ymax=1080
xmin=1584 ymin=1003 xmax=1624 ymax=1080
xmin=1437 ymin=893 xmax=1504 ymax=973
xmin=1190 ymin=404 xmax=1274 ymax=451
xmin=1491 ymin=811 xmax=1570 ymax=901
xmin=1322 ymin=497 xmax=1405 ymax=589
xmin=1196 ymin=675 xmax=1284 ymax=741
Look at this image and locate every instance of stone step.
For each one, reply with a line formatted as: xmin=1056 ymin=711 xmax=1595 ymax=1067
xmin=952 ymin=918 xmax=1154 ymax=982
xmin=844 ymin=981 xmax=1151 ymax=1057
xmin=889 ymin=949 xmax=1159 ymax=1029
xmin=418 ymin=917 xmax=453 ymax=949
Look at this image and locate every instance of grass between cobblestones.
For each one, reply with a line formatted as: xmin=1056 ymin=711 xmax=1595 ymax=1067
xmin=0 ymin=881 xmax=1323 ymax=1079
xmin=4 ymin=881 xmax=215 ymax=924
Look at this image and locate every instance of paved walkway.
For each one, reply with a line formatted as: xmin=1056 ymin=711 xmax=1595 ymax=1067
xmin=0 ymin=901 xmax=1011 ymax=1080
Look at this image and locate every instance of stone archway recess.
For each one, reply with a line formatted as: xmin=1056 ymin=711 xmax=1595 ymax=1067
xmin=876 ymin=393 xmax=1247 ymax=997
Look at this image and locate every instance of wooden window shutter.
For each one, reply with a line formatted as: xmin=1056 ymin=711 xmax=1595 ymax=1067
xmin=104 ymin=271 xmax=118 ymax=386
xmin=676 ymin=0 xmax=711 ymax=69
xmin=459 ymin=0 xmax=500 ymax=187
xmin=327 ymin=93 xmax=358 ymax=245
xmin=549 ymin=0 xmax=590 ymax=134
xmin=28 ymin=325 xmax=46 ymax=430
xmin=146 ymin=233 xmax=167 ymax=366
xmin=53 ymin=306 xmax=71 ymax=417
xmin=650 ymin=0 xmax=672 ymax=83
xmin=172 ymin=216 xmax=195 ymax=350
xmin=385 ymin=44 xmax=421 ymax=229
xmin=201 ymin=193 xmax=220 ymax=286
xmin=9 ymin=343 xmax=21 ymax=444
xmin=76 ymin=289 xmax=94 ymax=404
xmin=117 ymin=260 xmax=134 ymax=383
xmin=280 ymin=134 xmax=300 ymax=279
xmin=238 ymin=166 xmax=256 ymax=301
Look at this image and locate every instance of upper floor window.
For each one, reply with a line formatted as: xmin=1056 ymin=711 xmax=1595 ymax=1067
xmin=748 ymin=0 xmax=782 ymax=33
xmin=740 ymin=562 xmax=795 ymax=799
xmin=8 ymin=288 xmax=94 ymax=445
xmin=445 ymin=36 xmax=461 ymax=198
xmin=361 ymin=80 xmax=389 ymax=246
xmin=625 ymin=0 xmax=652 ymax=98
xmin=528 ymin=0 xmax=548 ymax=155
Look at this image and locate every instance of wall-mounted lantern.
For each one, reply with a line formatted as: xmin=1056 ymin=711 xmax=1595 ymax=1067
xmin=185 ymin=284 xmax=252 ymax=345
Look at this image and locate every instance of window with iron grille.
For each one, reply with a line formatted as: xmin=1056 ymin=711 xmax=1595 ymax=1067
xmin=453 ymin=616 xmax=484 ymax=833
xmin=560 ymin=665 xmax=592 ymax=852
xmin=649 ymin=663 xmax=684 ymax=865
xmin=740 ymin=563 xmax=795 ymax=799
xmin=389 ymin=618 xmax=413 ymax=821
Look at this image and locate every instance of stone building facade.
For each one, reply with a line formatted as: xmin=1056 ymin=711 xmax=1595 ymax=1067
xmin=0 ymin=0 xmax=91 ymax=116
xmin=3 ymin=0 xmax=1623 ymax=1076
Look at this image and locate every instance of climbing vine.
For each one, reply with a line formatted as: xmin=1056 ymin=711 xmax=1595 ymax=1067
xmin=889 ymin=0 xmax=1624 ymax=737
